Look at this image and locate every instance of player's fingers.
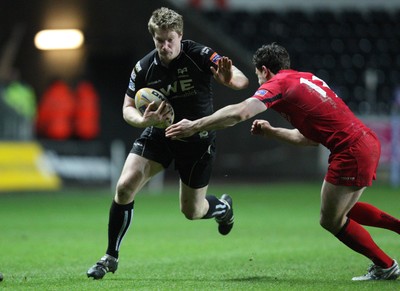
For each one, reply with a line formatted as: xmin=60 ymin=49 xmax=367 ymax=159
xmin=222 ymin=57 xmax=232 ymax=69
xmin=210 ymin=66 xmax=217 ymax=75
xmin=165 ymin=122 xmax=181 ymax=133
xmin=144 ymin=101 xmax=156 ymax=114
xmin=219 ymin=58 xmax=225 ymax=69
xmin=158 ymin=102 xmax=171 ymax=116
xmin=157 ymin=101 xmax=168 ymax=114
xmin=165 ymin=128 xmax=181 ymax=138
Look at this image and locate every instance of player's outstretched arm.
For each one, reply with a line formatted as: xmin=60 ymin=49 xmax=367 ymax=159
xmin=251 ymin=119 xmax=319 ymax=146
xmin=211 ymin=57 xmax=249 ymax=90
xmin=166 ymin=98 xmax=265 ymax=139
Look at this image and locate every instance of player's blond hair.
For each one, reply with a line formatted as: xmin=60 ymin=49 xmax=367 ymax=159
xmin=148 ymin=7 xmax=184 ymax=36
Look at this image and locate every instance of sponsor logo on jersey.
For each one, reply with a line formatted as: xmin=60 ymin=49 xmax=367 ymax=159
xmin=177 ymin=67 xmax=188 ymax=75
xmin=210 ymin=52 xmax=222 ymax=64
xmin=199 ymin=131 xmax=209 ymax=139
xmin=254 ymin=89 xmax=268 ymax=97
xmin=129 ymin=69 xmax=137 ymax=91
xmin=159 ymin=79 xmax=195 ymax=98
xmin=201 ymin=47 xmax=210 ymax=55
xmin=135 ymin=61 xmax=142 ymax=72
xmin=128 ymin=79 xmax=135 ymax=91
xmin=131 ymin=71 xmax=136 ymax=80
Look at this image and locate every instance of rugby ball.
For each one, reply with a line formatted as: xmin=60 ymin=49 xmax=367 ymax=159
xmin=134 ymin=87 xmax=175 ymax=128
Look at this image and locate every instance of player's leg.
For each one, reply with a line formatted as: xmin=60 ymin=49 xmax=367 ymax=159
xmin=107 ymin=153 xmax=164 ymax=256
xmin=87 ymin=153 xmax=164 ymax=279
xmin=348 ymin=201 xmax=400 ymax=234
xmin=319 ymin=180 xmax=363 ymax=234
xmin=87 ymin=128 xmax=172 ymax=279
xmin=320 ymin=180 xmax=399 ymax=280
xmin=176 ymin=140 xmax=234 ymax=235
xmin=345 ymin=132 xmax=400 ymax=234
xmin=179 ymin=181 xmax=234 ymax=235
xmin=179 ymin=181 xmax=209 ymax=219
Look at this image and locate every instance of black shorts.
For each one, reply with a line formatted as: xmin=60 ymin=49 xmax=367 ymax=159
xmin=130 ymin=127 xmax=216 ymax=189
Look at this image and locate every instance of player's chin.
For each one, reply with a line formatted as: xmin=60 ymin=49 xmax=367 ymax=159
xmin=160 ymin=54 xmax=173 ymax=63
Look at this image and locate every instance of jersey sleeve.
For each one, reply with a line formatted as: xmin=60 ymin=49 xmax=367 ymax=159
xmin=251 ymin=80 xmax=282 ymax=109
xmin=186 ymin=40 xmax=222 ymax=73
xmin=126 ymin=61 xmax=144 ymax=98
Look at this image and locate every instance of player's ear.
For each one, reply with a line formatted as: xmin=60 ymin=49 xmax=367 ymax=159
xmin=261 ymin=66 xmax=269 ymax=77
xmin=263 ymin=66 xmax=274 ymax=80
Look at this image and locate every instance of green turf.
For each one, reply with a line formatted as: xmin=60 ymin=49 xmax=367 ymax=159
xmin=0 ymin=182 xmax=399 ymax=290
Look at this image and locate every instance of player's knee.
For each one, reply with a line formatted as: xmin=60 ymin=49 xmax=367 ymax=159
xmin=319 ymin=217 xmax=331 ymax=231
xmin=319 ymin=215 xmax=341 ymax=234
xmin=116 ymin=180 xmax=135 ymax=201
xmin=181 ymin=208 xmax=195 ymax=220
xmin=180 ymin=206 xmax=202 ymax=220
xmin=183 ymin=212 xmax=196 ymax=220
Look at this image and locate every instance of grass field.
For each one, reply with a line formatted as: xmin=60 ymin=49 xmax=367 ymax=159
xmin=0 ymin=182 xmax=399 ymax=290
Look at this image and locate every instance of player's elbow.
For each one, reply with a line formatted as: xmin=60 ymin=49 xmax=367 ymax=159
xmin=295 ymin=135 xmax=319 ymax=147
xmin=231 ymin=77 xmax=249 ymax=90
xmin=241 ymin=77 xmax=249 ymax=89
xmin=122 ymin=110 xmax=133 ymax=125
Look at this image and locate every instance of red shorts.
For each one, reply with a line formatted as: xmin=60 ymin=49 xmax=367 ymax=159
xmin=325 ymin=131 xmax=381 ymax=187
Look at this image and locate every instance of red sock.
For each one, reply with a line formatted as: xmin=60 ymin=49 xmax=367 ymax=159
xmin=348 ymin=202 xmax=400 ymax=234
xmin=336 ymin=219 xmax=393 ymax=268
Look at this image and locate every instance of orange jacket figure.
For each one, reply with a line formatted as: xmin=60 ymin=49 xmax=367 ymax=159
xmin=189 ymin=0 xmax=227 ymax=9
xmin=36 ymin=80 xmax=75 ymax=140
xmin=74 ymin=81 xmax=100 ymax=140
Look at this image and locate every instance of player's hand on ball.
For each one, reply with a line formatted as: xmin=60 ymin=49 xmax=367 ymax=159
xmin=134 ymin=87 xmax=175 ymax=128
xmin=142 ymin=101 xmax=173 ymax=128
xmin=165 ymin=119 xmax=196 ymax=139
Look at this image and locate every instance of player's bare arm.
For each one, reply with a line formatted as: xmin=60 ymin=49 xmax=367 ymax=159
xmin=251 ymin=119 xmax=319 ymax=146
xmin=166 ymin=98 xmax=265 ymax=139
xmin=123 ymin=94 xmax=171 ymax=128
xmin=211 ymin=57 xmax=249 ymax=90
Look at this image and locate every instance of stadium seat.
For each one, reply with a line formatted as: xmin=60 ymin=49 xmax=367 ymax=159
xmin=201 ymin=8 xmax=400 ymax=114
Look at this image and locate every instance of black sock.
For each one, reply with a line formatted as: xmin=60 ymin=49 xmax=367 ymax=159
xmin=106 ymin=200 xmax=134 ymax=259
xmin=202 ymin=195 xmax=227 ymax=219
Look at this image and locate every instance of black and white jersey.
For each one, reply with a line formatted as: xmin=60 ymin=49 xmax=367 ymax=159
xmin=126 ymin=40 xmax=222 ymax=140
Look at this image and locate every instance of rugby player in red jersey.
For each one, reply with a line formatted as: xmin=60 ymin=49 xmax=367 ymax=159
xmin=166 ymin=43 xmax=400 ymax=281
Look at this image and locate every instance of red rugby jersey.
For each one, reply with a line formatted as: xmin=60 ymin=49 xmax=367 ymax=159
xmin=251 ymin=69 xmax=370 ymax=152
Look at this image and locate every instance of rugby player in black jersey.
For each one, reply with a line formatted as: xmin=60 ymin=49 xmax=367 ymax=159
xmin=87 ymin=7 xmax=248 ymax=279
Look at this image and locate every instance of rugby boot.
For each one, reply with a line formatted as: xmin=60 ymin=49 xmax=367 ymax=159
xmin=216 ymin=194 xmax=234 ymax=235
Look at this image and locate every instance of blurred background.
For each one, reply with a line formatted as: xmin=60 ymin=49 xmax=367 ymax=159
xmin=1 ymin=0 xmax=399 ymax=192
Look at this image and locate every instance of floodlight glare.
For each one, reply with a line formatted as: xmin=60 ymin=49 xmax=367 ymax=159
xmin=34 ymin=29 xmax=84 ymax=50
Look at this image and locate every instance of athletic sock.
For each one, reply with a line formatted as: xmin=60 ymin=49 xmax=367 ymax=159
xmin=348 ymin=202 xmax=400 ymax=234
xmin=106 ymin=200 xmax=134 ymax=259
xmin=202 ymin=195 xmax=227 ymax=219
xmin=336 ymin=218 xmax=393 ymax=268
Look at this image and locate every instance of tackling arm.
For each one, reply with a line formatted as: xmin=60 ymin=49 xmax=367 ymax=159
xmin=251 ymin=119 xmax=319 ymax=146
xmin=165 ymin=98 xmax=265 ymax=139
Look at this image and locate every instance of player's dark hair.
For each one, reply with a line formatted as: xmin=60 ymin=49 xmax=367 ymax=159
xmin=252 ymin=43 xmax=290 ymax=74
xmin=148 ymin=7 xmax=184 ymax=36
